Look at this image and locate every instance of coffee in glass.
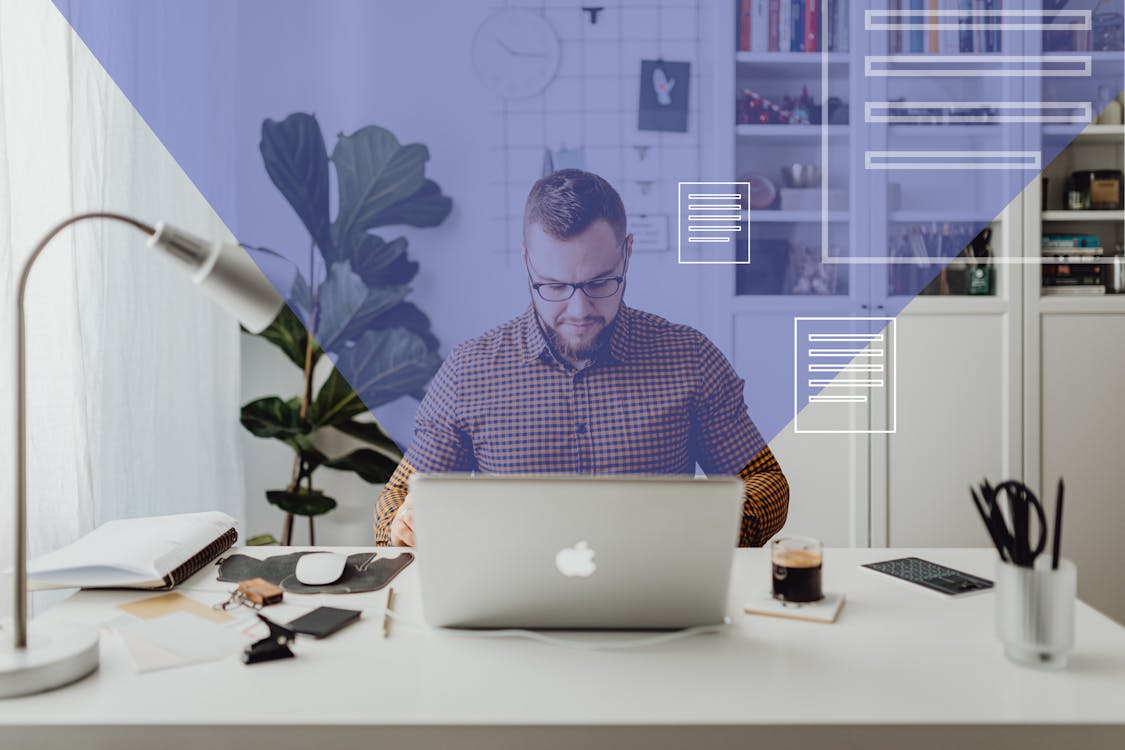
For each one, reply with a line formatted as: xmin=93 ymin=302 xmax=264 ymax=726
xmin=771 ymin=536 xmax=824 ymax=603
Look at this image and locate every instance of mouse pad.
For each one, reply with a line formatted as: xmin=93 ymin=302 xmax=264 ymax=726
xmin=216 ymin=552 xmax=413 ymax=594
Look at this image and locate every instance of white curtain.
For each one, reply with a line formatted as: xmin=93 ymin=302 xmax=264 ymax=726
xmin=0 ymin=0 xmax=245 ymax=617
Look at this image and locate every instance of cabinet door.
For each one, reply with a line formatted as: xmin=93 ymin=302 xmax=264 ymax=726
xmin=1038 ymin=313 xmax=1125 ymax=625
xmin=734 ymin=314 xmax=870 ymax=547
xmin=873 ymin=307 xmax=1022 ymax=547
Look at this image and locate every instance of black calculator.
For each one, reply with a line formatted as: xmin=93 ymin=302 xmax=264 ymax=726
xmin=862 ymin=557 xmax=993 ymax=596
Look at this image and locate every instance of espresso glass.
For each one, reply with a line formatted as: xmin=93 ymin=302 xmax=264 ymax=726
xmin=771 ymin=536 xmax=824 ymax=603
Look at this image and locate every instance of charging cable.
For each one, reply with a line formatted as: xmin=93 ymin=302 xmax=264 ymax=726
xmin=383 ymin=609 xmax=732 ymax=651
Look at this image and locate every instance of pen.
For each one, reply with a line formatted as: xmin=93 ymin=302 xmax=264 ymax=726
xmin=1052 ymin=479 xmax=1064 ymax=571
xmin=382 ymin=586 xmax=394 ymax=639
xmin=970 ymin=486 xmax=1008 ymax=562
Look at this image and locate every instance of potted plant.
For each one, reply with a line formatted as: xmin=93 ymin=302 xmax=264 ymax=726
xmin=240 ymin=112 xmax=452 ymax=544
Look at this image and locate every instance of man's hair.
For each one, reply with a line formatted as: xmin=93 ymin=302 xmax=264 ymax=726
xmin=523 ymin=169 xmax=627 ymax=243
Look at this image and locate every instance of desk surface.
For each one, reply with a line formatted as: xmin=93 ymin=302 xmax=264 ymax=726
xmin=2 ymin=547 xmax=1124 ymax=750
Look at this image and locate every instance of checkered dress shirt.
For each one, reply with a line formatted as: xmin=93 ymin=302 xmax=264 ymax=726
xmin=374 ymin=304 xmax=789 ymax=546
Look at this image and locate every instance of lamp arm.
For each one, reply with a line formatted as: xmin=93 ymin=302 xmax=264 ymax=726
xmin=11 ymin=212 xmax=155 ymax=649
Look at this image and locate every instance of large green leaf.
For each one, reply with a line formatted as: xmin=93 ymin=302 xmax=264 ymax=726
xmin=257 ymin=304 xmax=316 ymax=370
xmin=265 ymin=488 xmax=337 ymax=517
xmin=331 ymin=126 xmax=428 ymax=249
xmin=315 ymin=262 xmax=411 ymax=351
xmin=240 ymin=397 xmax=304 ymax=441
xmin=349 ymin=234 xmax=418 ymax=287
xmin=331 ymin=286 xmax=412 ymax=348
xmin=299 ymin=448 xmax=329 ymax=473
xmin=310 ymin=367 xmax=369 ymax=427
xmin=368 ymin=301 xmax=439 ymax=351
xmin=373 ymin=179 xmax=453 ymax=228
xmin=323 ymin=448 xmax=399 ymax=484
xmin=313 ymin=262 xmax=368 ymax=350
xmin=290 ymin=273 xmax=314 ymax=320
xmin=260 ymin=114 xmax=333 ymax=260
xmin=334 ymin=419 xmax=403 ymax=460
xmin=333 ymin=328 xmax=443 ymax=409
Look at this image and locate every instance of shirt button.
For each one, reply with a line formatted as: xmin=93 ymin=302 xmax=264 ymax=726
xmin=576 ymin=423 xmax=586 ymax=434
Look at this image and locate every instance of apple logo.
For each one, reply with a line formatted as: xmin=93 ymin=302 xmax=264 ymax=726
xmin=555 ymin=540 xmax=596 ymax=577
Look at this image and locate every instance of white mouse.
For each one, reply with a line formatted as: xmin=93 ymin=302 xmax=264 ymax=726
xmin=294 ymin=551 xmax=348 ymax=585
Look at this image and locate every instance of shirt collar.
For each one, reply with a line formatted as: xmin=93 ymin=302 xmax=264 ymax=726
xmin=520 ymin=304 xmax=635 ymax=366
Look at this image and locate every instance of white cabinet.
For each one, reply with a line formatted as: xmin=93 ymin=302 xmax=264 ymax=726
xmin=873 ymin=301 xmax=1022 ymax=547
xmin=705 ymin=3 xmax=1125 ymax=625
xmin=1032 ymin=310 xmax=1125 ymax=623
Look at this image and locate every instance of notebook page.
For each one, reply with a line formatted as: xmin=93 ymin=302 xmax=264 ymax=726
xmin=27 ymin=511 xmax=236 ymax=588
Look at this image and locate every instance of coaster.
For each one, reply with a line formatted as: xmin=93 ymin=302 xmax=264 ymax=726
xmin=743 ymin=591 xmax=846 ymax=624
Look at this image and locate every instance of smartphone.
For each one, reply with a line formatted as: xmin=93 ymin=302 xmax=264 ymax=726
xmin=286 ymin=606 xmax=362 ymax=638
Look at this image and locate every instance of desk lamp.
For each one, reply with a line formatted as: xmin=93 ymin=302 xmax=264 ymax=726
xmin=1 ymin=211 xmax=284 ymax=697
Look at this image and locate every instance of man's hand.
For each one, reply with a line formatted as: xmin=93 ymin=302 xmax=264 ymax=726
xmin=389 ymin=495 xmax=415 ymax=547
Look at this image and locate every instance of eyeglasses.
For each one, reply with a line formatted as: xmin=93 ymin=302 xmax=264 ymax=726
xmin=526 ymin=237 xmax=628 ymax=302
xmin=530 ymin=275 xmax=624 ymax=301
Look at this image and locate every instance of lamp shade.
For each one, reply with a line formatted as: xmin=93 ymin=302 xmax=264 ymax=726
xmin=148 ymin=222 xmax=284 ymax=333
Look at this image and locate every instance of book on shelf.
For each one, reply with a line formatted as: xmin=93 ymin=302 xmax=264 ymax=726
xmin=1042 ymin=285 xmax=1107 ymax=295
xmin=739 ymin=0 xmax=752 ymax=51
xmin=738 ymin=0 xmax=848 ymax=52
xmin=1042 ymin=233 xmax=1102 ymax=250
xmin=1042 ymin=248 xmax=1105 ymax=257
xmin=1042 ymin=251 xmax=1105 ymax=260
xmin=875 ymin=0 xmax=1006 ymax=54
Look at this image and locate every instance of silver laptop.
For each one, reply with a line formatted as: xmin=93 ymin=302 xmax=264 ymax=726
xmin=410 ymin=474 xmax=744 ymax=629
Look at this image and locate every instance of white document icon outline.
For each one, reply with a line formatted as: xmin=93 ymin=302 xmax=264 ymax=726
xmin=677 ymin=181 xmax=751 ymax=265
xmin=794 ymin=316 xmax=897 ymax=434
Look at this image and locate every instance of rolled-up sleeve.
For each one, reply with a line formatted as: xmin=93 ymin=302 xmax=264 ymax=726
xmin=372 ymin=349 xmax=475 ymax=544
xmin=691 ymin=337 xmax=789 ymax=546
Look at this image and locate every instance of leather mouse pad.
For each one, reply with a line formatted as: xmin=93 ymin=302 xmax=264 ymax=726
xmin=216 ymin=551 xmax=413 ymax=594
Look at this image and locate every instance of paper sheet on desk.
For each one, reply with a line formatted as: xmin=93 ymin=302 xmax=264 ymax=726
xmin=115 ymin=611 xmax=245 ymax=673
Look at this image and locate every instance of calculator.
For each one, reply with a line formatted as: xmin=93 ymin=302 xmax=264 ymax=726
xmin=861 ymin=557 xmax=993 ymax=596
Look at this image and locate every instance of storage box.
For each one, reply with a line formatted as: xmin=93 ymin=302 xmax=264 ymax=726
xmin=780 ymin=188 xmax=847 ymax=211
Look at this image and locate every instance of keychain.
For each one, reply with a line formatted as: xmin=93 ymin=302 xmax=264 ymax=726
xmin=214 ymin=577 xmax=284 ymax=611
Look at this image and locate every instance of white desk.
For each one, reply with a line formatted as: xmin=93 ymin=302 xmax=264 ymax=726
xmin=1 ymin=547 xmax=1123 ymax=749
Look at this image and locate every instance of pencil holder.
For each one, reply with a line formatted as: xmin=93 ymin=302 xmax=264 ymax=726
xmin=995 ymin=558 xmax=1076 ymax=669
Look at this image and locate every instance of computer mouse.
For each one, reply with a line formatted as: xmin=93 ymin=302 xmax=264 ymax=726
xmin=294 ymin=552 xmax=348 ymax=585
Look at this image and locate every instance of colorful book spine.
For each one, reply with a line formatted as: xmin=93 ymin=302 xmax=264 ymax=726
xmin=958 ymin=0 xmax=973 ymax=52
xmin=779 ymin=0 xmax=791 ymax=51
xmin=739 ymin=0 xmax=752 ymax=51
xmin=928 ymin=0 xmax=938 ymax=52
xmin=805 ymin=0 xmax=818 ymax=52
xmin=791 ymin=0 xmax=804 ymax=52
xmin=768 ymin=0 xmax=781 ymax=51
xmin=909 ymin=0 xmax=924 ymax=53
xmin=752 ymin=0 xmax=769 ymax=52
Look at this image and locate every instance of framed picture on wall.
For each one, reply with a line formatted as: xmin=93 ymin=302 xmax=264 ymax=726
xmin=638 ymin=59 xmax=690 ymax=133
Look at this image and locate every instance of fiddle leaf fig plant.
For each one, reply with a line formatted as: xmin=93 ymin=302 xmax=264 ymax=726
xmin=242 ymin=112 xmax=451 ymax=544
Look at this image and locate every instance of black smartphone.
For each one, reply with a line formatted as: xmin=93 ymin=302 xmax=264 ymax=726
xmin=286 ymin=606 xmax=362 ymax=638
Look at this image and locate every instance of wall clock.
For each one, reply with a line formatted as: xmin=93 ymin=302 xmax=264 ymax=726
xmin=472 ymin=9 xmax=561 ymax=99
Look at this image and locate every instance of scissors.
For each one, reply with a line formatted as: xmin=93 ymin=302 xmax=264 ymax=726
xmin=983 ymin=480 xmax=1048 ymax=568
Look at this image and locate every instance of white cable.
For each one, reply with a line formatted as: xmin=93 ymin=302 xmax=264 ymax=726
xmin=384 ymin=609 xmax=732 ymax=651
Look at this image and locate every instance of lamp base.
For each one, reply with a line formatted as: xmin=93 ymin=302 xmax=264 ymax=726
xmin=0 ymin=620 xmax=99 ymax=698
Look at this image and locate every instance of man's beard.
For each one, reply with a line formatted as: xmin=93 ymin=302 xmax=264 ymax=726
xmin=536 ymin=308 xmax=616 ymax=363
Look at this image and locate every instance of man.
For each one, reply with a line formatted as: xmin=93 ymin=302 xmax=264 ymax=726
xmin=374 ymin=169 xmax=788 ymax=547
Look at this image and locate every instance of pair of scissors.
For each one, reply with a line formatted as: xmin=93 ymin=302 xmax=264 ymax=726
xmin=984 ymin=480 xmax=1047 ymax=568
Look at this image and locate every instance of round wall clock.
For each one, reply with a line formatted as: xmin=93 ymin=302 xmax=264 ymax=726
xmin=472 ymin=9 xmax=561 ymax=99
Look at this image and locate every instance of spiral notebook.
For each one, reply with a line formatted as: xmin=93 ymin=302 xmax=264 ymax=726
xmin=27 ymin=511 xmax=238 ymax=590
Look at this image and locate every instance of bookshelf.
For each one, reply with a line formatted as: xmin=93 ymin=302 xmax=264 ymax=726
xmin=711 ymin=2 xmax=1125 ymax=616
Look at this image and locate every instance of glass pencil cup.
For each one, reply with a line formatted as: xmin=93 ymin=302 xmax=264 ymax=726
xmin=995 ymin=558 xmax=1076 ymax=670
